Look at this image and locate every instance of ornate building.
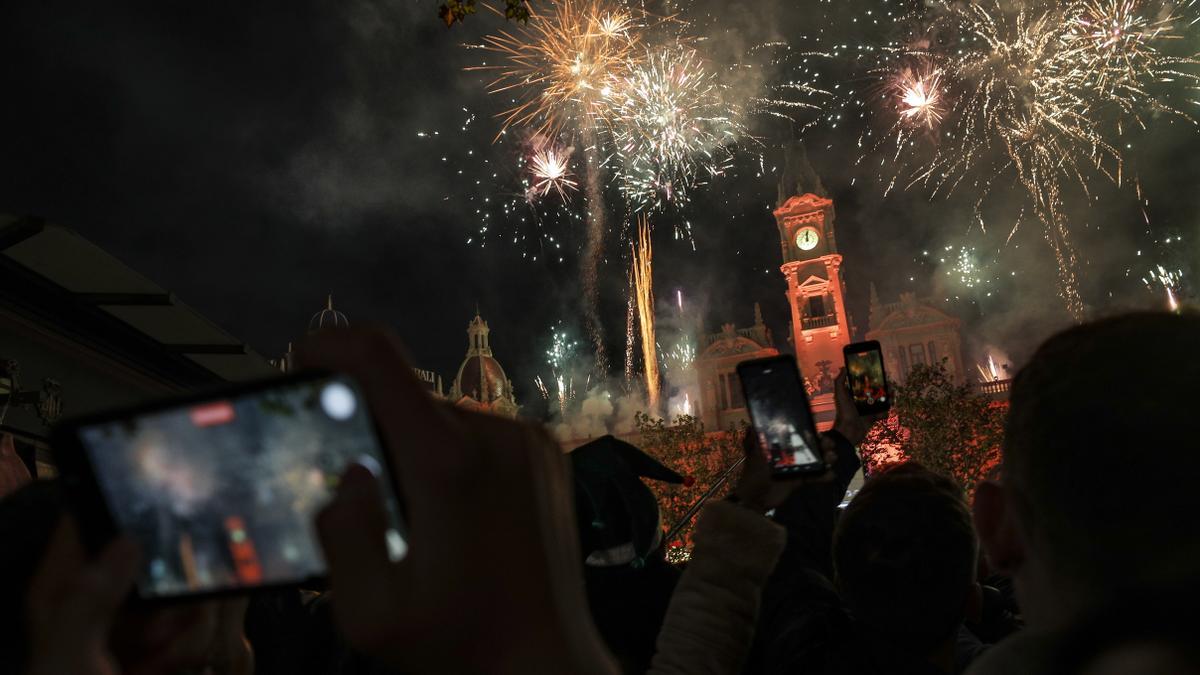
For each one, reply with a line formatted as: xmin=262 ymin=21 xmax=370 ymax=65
xmin=694 ymin=305 xmax=779 ymax=432
xmin=772 ymin=191 xmax=852 ymax=430
xmin=448 ymin=312 xmax=519 ymax=418
xmin=866 ymin=288 xmax=966 ymax=383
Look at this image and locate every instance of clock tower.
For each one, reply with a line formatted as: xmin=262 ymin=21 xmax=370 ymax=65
xmin=774 ymin=192 xmax=851 ymax=429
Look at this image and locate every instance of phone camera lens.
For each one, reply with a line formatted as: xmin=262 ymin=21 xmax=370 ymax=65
xmin=320 ymin=382 xmax=357 ymax=421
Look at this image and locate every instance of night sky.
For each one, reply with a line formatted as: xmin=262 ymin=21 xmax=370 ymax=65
xmin=3 ymin=0 xmax=1197 ymax=418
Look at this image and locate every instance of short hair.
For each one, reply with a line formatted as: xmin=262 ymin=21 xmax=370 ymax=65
xmin=833 ymin=462 xmax=977 ymax=656
xmin=1003 ymin=311 xmax=1200 ymax=595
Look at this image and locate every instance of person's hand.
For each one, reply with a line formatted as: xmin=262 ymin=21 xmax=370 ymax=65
xmin=296 ymin=327 xmax=616 ymax=675
xmin=832 ymin=368 xmax=887 ymax=446
xmin=113 ymin=598 xmax=254 ymax=675
xmin=25 ymin=516 xmax=139 ymax=675
xmin=25 ymin=516 xmax=255 ymax=675
xmin=734 ymin=429 xmax=838 ymax=513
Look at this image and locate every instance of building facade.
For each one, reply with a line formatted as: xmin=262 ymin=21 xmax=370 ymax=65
xmin=865 ymin=288 xmax=966 ymax=383
xmin=694 ymin=305 xmax=779 ymax=432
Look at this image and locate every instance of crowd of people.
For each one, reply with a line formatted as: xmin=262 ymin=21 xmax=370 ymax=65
xmin=0 ymin=310 xmax=1197 ymax=674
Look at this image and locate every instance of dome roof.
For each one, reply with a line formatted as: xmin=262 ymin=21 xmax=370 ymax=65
xmin=309 ymin=295 xmax=349 ymax=333
xmin=456 ymin=354 xmax=509 ymax=403
xmin=449 ymin=311 xmax=517 ymax=414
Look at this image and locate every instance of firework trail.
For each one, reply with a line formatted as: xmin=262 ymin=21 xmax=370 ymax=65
xmin=631 ymin=215 xmax=660 ymax=414
xmin=976 ymin=354 xmax=1002 ymax=383
xmin=624 ymin=271 xmax=636 ymax=388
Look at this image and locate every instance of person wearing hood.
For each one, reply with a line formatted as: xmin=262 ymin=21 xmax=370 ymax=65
xmin=570 ymin=434 xmax=691 ymax=674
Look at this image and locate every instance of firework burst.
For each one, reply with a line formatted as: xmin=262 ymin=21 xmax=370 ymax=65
xmin=536 ymin=326 xmax=582 ymax=416
xmin=468 ymin=0 xmax=642 ymax=137
xmin=608 ymin=46 xmax=745 ymax=210
xmin=894 ymin=67 xmax=944 ymax=129
xmin=527 ymin=145 xmax=578 ymax=201
xmin=665 ymin=339 xmax=696 ymax=373
xmin=865 ymin=0 xmax=1200 ymax=319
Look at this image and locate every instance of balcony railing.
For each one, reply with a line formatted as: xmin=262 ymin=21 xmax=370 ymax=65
xmin=801 ymin=313 xmax=839 ymax=330
xmin=976 ymin=379 xmax=1012 ymax=395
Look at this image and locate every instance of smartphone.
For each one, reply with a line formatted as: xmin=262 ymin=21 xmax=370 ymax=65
xmin=844 ymin=340 xmax=891 ymax=415
xmin=53 ymin=371 xmax=407 ymax=601
xmin=737 ymin=355 xmax=826 ymax=477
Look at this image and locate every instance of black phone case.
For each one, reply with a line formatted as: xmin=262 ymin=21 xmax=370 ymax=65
xmin=843 ymin=340 xmax=892 ymax=415
xmin=50 ymin=369 xmax=401 ymax=604
xmin=736 ymin=354 xmax=828 ymax=478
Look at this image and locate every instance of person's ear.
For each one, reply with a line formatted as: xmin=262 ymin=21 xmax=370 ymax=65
xmin=973 ymin=480 xmax=1025 ymax=575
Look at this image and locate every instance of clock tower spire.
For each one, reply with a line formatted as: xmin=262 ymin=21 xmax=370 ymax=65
xmin=774 ymin=191 xmax=851 ymax=429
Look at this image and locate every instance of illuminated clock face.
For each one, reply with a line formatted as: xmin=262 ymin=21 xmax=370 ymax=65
xmin=795 ymin=226 xmax=820 ymax=251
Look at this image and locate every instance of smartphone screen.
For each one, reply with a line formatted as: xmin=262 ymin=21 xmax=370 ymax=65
xmin=737 ymin=357 xmax=825 ymax=476
xmin=71 ymin=374 xmax=406 ymax=599
xmin=844 ymin=341 xmax=891 ymax=415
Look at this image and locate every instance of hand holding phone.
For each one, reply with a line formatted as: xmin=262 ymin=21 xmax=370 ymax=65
xmin=737 ymin=355 xmax=827 ymax=478
xmin=54 ymin=373 xmax=408 ymax=600
xmin=843 ymin=341 xmax=891 ymax=416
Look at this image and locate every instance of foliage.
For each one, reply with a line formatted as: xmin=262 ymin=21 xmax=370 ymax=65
xmin=438 ymin=0 xmax=529 ymax=27
xmin=634 ymin=412 xmax=745 ymax=559
xmin=860 ymin=359 xmax=1005 ymax=491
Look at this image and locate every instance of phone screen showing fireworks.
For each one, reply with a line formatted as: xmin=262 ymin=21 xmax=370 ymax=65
xmin=737 ymin=356 xmax=826 ymax=477
xmin=68 ymin=374 xmax=407 ymax=599
xmin=844 ymin=341 xmax=892 ymax=415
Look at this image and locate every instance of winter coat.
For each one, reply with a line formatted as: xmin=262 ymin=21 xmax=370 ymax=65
xmin=647 ymin=499 xmax=787 ymax=675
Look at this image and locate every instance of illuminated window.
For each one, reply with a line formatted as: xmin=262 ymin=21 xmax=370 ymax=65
xmin=718 ymin=374 xmax=729 ymax=410
xmin=928 ymin=341 xmax=937 ymax=364
xmin=909 ymin=343 xmax=927 ymax=367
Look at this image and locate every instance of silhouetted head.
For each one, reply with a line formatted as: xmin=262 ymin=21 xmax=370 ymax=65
xmin=834 ymin=462 xmax=977 ymax=659
xmin=976 ymin=311 xmax=1200 ymax=627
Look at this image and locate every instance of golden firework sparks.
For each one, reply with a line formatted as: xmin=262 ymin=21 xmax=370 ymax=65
xmin=631 ymin=215 xmax=660 ymax=414
xmin=468 ymin=0 xmax=642 ymax=138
